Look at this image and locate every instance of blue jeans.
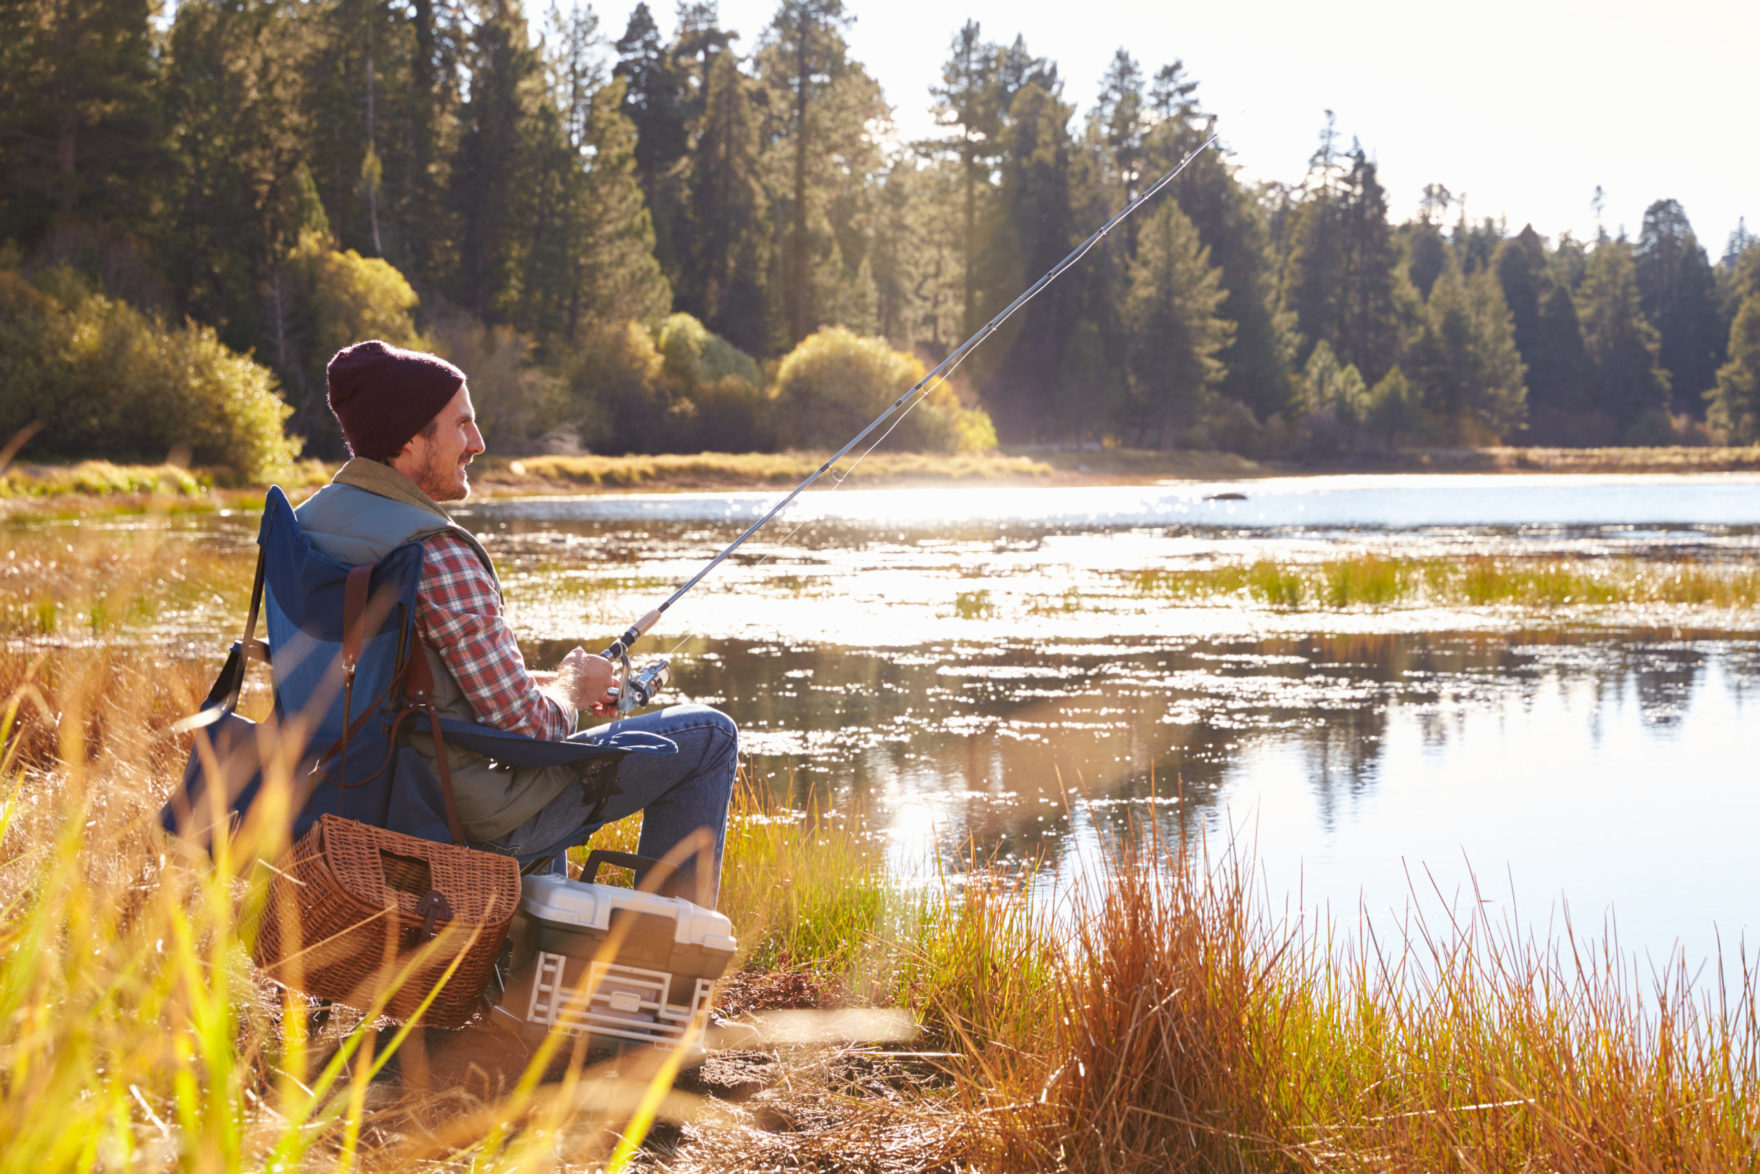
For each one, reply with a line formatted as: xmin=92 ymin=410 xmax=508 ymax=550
xmin=473 ymin=704 xmax=737 ymax=906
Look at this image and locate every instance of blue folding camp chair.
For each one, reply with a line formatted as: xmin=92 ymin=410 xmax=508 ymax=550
xmin=161 ymin=486 xmax=672 ymax=852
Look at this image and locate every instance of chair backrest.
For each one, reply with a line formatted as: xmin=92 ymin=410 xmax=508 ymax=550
xmin=260 ymin=489 xmax=420 ymax=747
xmin=257 ymin=487 xmax=426 ymax=834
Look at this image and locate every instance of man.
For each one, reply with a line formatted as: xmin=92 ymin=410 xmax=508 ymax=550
xmin=295 ymin=339 xmax=735 ymax=906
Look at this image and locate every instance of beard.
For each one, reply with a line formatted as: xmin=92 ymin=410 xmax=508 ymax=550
xmin=416 ymin=446 xmax=471 ymax=502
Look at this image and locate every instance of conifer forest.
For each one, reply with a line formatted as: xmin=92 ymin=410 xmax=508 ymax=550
xmin=4 ymin=0 xmax=1758 ymax=470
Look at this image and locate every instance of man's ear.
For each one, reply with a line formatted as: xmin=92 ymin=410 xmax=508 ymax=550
xmin=387 ymin=432 xmax=422 ymax=475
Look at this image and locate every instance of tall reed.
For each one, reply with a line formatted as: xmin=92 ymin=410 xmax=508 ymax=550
xmin=933 ymin=826 xmax=1760 ymax=1171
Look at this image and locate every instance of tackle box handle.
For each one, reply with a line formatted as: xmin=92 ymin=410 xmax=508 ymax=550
xmin=582 ymin=849 xmax=680 ymax=900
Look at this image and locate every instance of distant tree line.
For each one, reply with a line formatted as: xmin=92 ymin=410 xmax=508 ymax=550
xmin=2 ymin=0 xmax=1758 ymax=469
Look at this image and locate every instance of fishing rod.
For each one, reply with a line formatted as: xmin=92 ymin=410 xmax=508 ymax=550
xmin=600 ymin=131 xmax=1222 ymax=711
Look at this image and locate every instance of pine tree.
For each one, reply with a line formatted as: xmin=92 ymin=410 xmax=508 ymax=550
xmin=400 ymin=0 xmax=464 ymax=285
xmin=159 ymin=0 xmax=317 ymax=360
xmin=1295 ymin=339 xmax=1369 ymax=451
xmin=301 ymin=0 xmax=412 ymax=261
xmin=685 ymin=49 xmax=772 ymax=356
xmin=1634 ymin=199 xmax=1725 ymax=417
xmin=1401 ymin=184 xmax=1453 ymax=302
xmin=1280 ymin=113 xmax=1347 ymax=369
xmin=1064 ymin=113 xmax=1130 ymax=438
xmin=1120 ymin=199 xmax=1233 ymax=448
xmin=980 ymin=79 xmax=1078 ymax=440
xmin=992 ymin=34 xmax=1058 ymax=108
xmin=1333 ymin=147 xmax=1408 ymax=384
xmin=1578 ymin=238 xmax=1670 ymax=439
xmin=1494 ymin=224 xmax=1588 ymax=441
xmin=1530 ymin=264 xmax=1590 ymax=432
xmin=1451 ymin=212 xmax=1503 ymax=276
xmin=672 ymin=1 xmax=737 ymax=113
xmin=1494 ymin=227 xmax=1543 ymax=358
xmin=0 ymin=0 xmax=160 ymax=246
xmin=524 ymin=2 xmax=673 ymax=340
xmin=1095 ymin=50 xmax=1148 ymax=206
xmin=1147 ymin=60 xmax=1198 ymax=123
xmin=756 ymin=0 xmax=854 ymax=346
xmin=927 ymin=20 xmax=1001 ymax=340
xmin=869 ymin=158 xmax=962 ymax=353
xmin=1156 ymin=115 xmax=1294 ymax=426
xmin=1723 ymin=220 xmax=1756 ymax=272
xmin=447 ymin=0 xmax=548 ymax=322
xmin=511 ymin=75 xmax=581 ymax=338
xmin=614 ymin=3 xmax=688 ymax=280
xmin=1282 ymin=193 xmax=1343 ymax=368
xmin=548 ymin=3 xmax=604 ymax=170
xmin=1707 ymin=246 xmax=1760 ymax=442
xmin=567 ymin=76 xmax=671 ymax=327
xmin=1408 ymin=265 xmax=1526 ymax=440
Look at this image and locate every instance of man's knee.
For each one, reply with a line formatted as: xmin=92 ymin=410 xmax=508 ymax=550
xmin=668 ymin=703 xmax=738 ymax=761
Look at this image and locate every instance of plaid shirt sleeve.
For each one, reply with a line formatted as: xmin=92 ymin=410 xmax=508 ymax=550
xmin=416 ymin=532 xmax=577 ymax=740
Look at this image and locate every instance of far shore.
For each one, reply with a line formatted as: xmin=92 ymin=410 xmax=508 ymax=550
xmin=4 ymin=444 xmax=1760 ymax=518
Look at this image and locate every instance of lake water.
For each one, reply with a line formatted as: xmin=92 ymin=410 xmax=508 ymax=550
xmin=23 ymin=473 xmax=1760 ymax=971
xmin=463 ymin=473 xmax=1760 ymax=971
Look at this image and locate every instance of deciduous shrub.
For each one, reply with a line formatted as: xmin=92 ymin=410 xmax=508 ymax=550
xmin=556 ymin=319 xmax=673 ymax=453
xmin=771 ymin=327 xmax=997 ymax=453
xmin=276 ymin=230 xmax=426 ymax=455
xmin=556 ymin=314 xmax=776 ymax=453
xmin=0 ymin=268 xmax=298 ymax=481
xmin=655 ymin=312 xmax=762 ymax=391
xmin=654 ymin=313 xmax=772 ymax=451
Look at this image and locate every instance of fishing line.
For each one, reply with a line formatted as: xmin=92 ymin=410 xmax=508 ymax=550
xmin=655 ymin=366 xmax=959 ymax=659
xmin=605 ymin=132 xmax=1223 ymax=699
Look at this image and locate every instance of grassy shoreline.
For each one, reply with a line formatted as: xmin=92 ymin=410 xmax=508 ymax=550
xmin=5 ymin=642 xmax=1757 ymax=1169
xmin=5 ymin=444 xmax=1760 ymax=518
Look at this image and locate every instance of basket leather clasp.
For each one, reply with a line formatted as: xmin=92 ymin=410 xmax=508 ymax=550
xmin=410 ymin=889 xmax=453 ymax=945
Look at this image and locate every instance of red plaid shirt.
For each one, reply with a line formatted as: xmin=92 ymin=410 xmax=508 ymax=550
xmin=417 ymin=532 xmax=576 ymax=740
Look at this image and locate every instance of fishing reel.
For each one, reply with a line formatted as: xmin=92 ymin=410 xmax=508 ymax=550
xmin=607 ymin=651 xmax=671 ymax=713
xmin=597 ymin=609 xmax=670 ymax=714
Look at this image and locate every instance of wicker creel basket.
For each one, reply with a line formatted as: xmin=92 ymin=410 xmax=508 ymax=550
xmin=252 ymin=814 xmax=522 ymax=1029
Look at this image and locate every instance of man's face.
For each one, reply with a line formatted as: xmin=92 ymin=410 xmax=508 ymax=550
xmin=393 ymin=385 xmax=485 ymax=502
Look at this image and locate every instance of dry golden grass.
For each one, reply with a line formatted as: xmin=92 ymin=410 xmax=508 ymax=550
xmin=474 ymin=450 xmax=1057 ymax=493
xmin=1484 ymin=444 xmax=1760 ymax=473
xmin=896 ymin=829 xmax=1760 ymax=1172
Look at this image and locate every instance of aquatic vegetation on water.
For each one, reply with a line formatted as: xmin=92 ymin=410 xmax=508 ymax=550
xmin=1026 ymin=586 xmax=1086 ymax=614
xmin=1133 ymin=552 xmax=1760 ymax=612
xmin=952 ymin=589 xmax=994 ymax=619
xmin=0 ymin=526 xmax=255 ymax=644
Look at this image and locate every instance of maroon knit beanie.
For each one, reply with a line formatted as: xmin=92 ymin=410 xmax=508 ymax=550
xmin=325 ymin=340 xmax=466 ymax=460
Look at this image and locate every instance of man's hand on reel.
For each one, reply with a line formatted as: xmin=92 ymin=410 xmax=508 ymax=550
xmin=545 ymin=645 xmax=621 ymax=716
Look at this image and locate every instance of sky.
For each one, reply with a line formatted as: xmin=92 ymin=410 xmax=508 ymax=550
xmin=601 ymin=0 xmax=1756 ymax=257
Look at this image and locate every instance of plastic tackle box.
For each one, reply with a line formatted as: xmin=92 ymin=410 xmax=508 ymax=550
xmin=491 ymin=852 xmax=738 ymax=1051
